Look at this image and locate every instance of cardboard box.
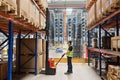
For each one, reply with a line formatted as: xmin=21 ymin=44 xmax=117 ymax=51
xmin=89 ymin=4 xmax=96 ymax=28
xmin=40 ymin=13 xmax=46 ymax=29
xmin=17 ymin=0 xmax=30 ymax=19
xmin=111 ymin=36 xmax=120 ymax=51
xmin=16 ymin=38 xmax=42 ymax=55
xmin=96 ymin=0 xmax=102 ymax=21
xmin=0 ymin=62 xmax=7 ymax=80
xmin=102 ymin=0 xmax=110 ymax=15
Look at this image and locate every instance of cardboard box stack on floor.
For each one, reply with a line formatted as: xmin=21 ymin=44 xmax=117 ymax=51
xmin=16 ymin=38 xmax=43 ymax=73
xmin=107 ymin=65 xmax=120 ymax=80
xmin=42 ymin=39 xmax=46 ymax=68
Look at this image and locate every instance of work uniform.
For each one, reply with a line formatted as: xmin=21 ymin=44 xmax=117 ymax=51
xmin=66 ymin=45 xmax=73 ymax=73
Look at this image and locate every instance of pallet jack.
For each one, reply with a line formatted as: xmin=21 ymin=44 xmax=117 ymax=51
xmin=46 ymin=53 xmax=65 ymax=75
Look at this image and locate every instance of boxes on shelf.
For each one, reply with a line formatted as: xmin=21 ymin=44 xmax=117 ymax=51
xmin=89 ymin=3 xmax=96 ymax=29
xmin=102 ymin=36 xmax=111 ymax=49
xmin=35 ymin=0 xmax=48 ymax=12
xmin=111 ymin=36 xmax=120 ymax=51
xmin=1 ymin=0 xmax=17 ymax=15
xmin=0 ymin=62 xmax=7 ymax=80
xmin=109 ymin=0 xmax=120 ymax=13
xmin=29 ymin=1 xmax=39 ymax=27
xmin=86 ymin=0 xmax=97 ymax=9
xmin=17 ymin=0 xmax=30 ymax=20
xmin=102 ymin=0 xmax=110 ymax=15
xmin=107 ymin=65 xmax=120 ymax=80
xmin=86 ymin=11 xmax=90 ymax=29
xmin=96 ymin=0 xmax=103 ymax=22
xmin=17 ymin=0 xmax=40 ymax=27
xmin=16 ymin=38 xmax=42 ymax=55
xmin=40 ymin=14 xmax=46 ymax=29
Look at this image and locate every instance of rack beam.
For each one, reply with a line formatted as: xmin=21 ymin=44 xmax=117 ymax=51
xmin=88 ymin=47 xmax=120 ymax=57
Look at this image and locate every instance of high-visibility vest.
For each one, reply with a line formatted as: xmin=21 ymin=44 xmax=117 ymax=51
xmin=67 ymin=48 xmax=74 ymax=57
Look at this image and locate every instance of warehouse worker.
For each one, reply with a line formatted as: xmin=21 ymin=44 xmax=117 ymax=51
xmin=64 ymin=41 xmax=74 ymax=74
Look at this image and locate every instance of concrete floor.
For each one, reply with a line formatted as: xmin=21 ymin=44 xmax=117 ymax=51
xmin=13 ymin=63 xmax=102 ymax=80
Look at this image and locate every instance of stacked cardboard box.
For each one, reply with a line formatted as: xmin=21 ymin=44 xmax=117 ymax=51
xmin=17 ymin=0 xmax=30 ymax=21
xmin=35 ymin=0 xmax=48 ymax=13
xmin=0 ymin=62 xmax=7 ymax=80
xmin=40 ymin=14 xmax=46 ymax=29
xmin=42 ymin=39 xmax=46 ymax=68
xmin=87 ymin=4 xmax=96 ymax=29
xmin=86 ymin=0 xmax=97 ymax=10
xmin=111 ymin=36 xmax=120 ymax=51
xmin=96 ymin=0 xmax=102 ymax=21
xmin=107 ymin=65 xmax=120 ymax=80
xmin=102 ymin=0 xmax=110 ymax=15
xmin=16 ymin=38 xmax=43 ymax=73
xmin=0 ymin=0 xmax=17 ymax=15
xmin=87 ymin=0 xmax=120 ymax=29
xmin=29 ymin=1 xmax=39 ymax=27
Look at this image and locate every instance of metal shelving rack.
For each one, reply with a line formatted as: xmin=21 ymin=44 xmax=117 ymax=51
xmin=87 ymin=5 xmax=120 ymax=79
xmin=0 ymin=1 xmax=47 ymax=80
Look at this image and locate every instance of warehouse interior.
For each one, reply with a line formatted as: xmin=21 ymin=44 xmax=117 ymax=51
xmin=0 ymin=0 xmax=120 ymax=80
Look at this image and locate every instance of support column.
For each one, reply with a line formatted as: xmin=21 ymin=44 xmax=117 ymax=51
xmin=35 ymin=32 xmax=38 ymax=75
xmin=45 ymin=8 xmax=50 ymax=74
xmin=87 ymin=30 xmax=90 ymax=66
xmin=116 ymin=16 xmax=119 ymax=64
xmin=98 ymin=25 xmax=102 ymax=76
xmin=18 ymin=30 xmax=21 ymax=75
xmin=8 ymin=21 xmax=13 ymax=80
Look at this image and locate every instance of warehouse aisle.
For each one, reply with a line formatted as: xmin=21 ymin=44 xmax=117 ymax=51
xmin=13 ymin=63 xmax=101 ymax=80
